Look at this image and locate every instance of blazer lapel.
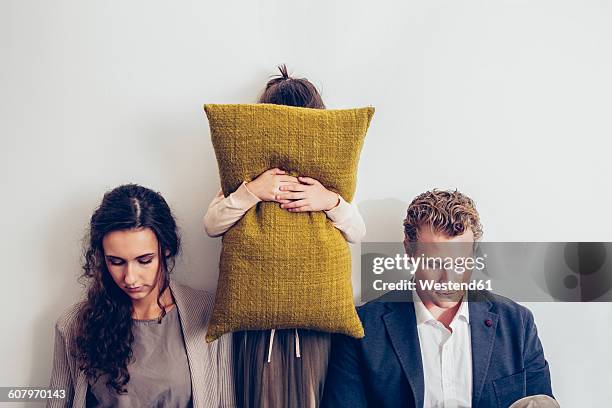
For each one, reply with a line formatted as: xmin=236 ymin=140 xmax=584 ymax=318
xmin=171 ymin=281 xmax=206 ymax=408
xmin=382 ymin=301 xmax=424 ymax=408
xmin=468 ymin=292 xmax=498 ymax=408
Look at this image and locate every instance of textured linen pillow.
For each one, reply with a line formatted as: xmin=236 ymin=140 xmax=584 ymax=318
xmin=203 ymin=103 xmax=374 ymax=342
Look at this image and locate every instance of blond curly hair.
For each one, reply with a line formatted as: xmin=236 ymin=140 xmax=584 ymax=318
xmin=403 ymin=189 xmax=483 ymax=255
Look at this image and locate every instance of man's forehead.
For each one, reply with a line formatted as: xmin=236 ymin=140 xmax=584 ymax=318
xmin=417 ymin=226 xmax=475 ymax=243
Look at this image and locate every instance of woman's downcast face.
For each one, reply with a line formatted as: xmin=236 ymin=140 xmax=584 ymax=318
xmin=102 ymin=227 xmax=162 ymax=302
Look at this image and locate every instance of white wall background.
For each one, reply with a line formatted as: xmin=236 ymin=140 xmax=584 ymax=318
xmin=2 ymin=0 xmax=611 ymax=406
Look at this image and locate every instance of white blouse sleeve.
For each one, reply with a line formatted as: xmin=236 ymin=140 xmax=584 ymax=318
xmin=324 ymin=195 xmax=366 ymax=244
xmin=203 ymin=182 xmax=261 ymax=237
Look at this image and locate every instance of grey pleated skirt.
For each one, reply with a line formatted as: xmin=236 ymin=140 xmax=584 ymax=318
xmin=233 ymin=328 xmax=331 ymax=408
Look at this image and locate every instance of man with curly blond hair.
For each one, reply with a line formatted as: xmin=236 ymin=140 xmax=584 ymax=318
xmin=323 ymin=189 xmax=557 ymax=408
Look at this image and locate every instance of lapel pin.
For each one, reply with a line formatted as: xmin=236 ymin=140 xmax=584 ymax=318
xmin=485 ymin=319 xmax=493 ymax=327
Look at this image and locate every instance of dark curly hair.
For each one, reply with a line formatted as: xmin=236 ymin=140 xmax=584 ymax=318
xmin=258 ymin=64 xmax=325 ymax=109
xmin=74 ymin=184 xmax=181 ymax=394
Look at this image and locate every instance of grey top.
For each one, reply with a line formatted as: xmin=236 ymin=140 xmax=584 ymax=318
xmin=86 ymin=305 xmax=193 ymax=408
xmin=48 ymin=281 xmax=236 ymax=408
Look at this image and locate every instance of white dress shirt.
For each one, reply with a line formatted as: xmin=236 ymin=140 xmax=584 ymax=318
xmin=413 ymin=289 xmax=472 ymax=408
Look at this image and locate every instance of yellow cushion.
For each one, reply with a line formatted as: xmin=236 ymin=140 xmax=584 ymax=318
xmin=203 ymin=103 xmax=374 ymax=342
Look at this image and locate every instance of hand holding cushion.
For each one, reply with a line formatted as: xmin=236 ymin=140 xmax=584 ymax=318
xmin=277 ymin=176 xmax=340 ymax=212
xmin=245 ymin=168 xmax=298 ymax=202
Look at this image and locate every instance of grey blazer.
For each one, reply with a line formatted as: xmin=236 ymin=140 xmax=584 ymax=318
xmin=47 ymin=280 xmax=236 ymax=408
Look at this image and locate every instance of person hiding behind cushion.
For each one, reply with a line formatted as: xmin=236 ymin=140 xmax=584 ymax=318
xmin=203 ymin=64 xmax=366 ymax=408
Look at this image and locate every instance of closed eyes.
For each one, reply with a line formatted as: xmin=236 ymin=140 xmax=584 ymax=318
xmin=107 ymin=256 xmax=155 ymax=266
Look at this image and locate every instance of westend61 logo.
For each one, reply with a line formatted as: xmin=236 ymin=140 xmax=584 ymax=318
xmin=371 ymin=254 xmax=487 ymax=275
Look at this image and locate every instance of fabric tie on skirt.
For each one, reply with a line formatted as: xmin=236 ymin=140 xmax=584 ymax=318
xmin=267 ymin=329 xmax=301 ymax=363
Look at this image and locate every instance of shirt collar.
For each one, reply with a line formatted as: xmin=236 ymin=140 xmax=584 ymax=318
xmin=412 ymin=288 xmax=470 ymax=326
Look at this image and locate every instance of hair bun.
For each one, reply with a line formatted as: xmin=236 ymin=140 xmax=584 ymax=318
xmin=278 ymin=64 xmax=291 ymax=80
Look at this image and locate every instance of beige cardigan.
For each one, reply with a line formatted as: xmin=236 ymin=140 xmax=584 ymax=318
xmin=47 ymin=280 xmax=235 ymax=407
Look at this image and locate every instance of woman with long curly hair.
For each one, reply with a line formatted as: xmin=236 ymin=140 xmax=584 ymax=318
xmin=48 ymin=184 xmax=235 ymax=407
